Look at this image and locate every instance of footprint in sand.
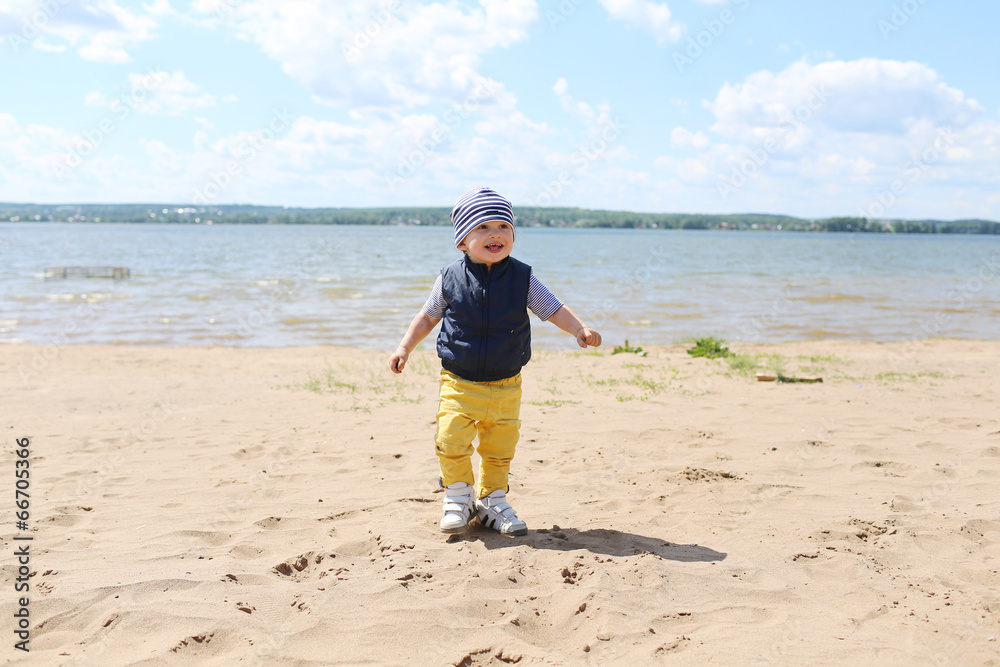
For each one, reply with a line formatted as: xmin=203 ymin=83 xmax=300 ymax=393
xmin=453 ymin=647 xmax=522 ymax=666
xmin=811 ymin=517 xmax=895 ymax=545
xmin=272 ymin=551 xmax=339 ymax=581
xmin=849 ymin=461 xmax=911 ymax=477
xmin=170 ymin=633 xmax=214 ymax=654
xmin=231 ymin=445 xmax=266 ymax=459
xmin=43 ymin=505 xmax=94 ymax=528
xmin=654 ymin=636 xmax=692 ymax=655
xmin=252 ymin=516 xmax=312 ymax=530
xmin=678 ymin=467 xmax=741 ymax=483
xmin=959 ymin=519 xmax=1000 ymax=544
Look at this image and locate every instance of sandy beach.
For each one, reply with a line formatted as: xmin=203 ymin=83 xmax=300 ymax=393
xmin=3 ymin=339 xmax=999 ymax=665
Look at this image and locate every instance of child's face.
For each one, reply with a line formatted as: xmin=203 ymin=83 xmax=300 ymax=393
xmin=457 ymin=219 xmax=515 ymax=267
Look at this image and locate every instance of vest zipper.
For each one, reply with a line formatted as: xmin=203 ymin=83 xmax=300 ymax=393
xmin=480 ymin=266 xmax=491 ymax=377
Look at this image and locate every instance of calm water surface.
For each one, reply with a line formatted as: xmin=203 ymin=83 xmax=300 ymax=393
xmin=1 ymin=223 xmax=998 ymax=349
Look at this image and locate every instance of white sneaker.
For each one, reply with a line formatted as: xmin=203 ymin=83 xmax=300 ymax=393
xmin=476 ymin=489 xmax=527 ymax=536
xmin=439 ymin=481 xmax=475 ymax=534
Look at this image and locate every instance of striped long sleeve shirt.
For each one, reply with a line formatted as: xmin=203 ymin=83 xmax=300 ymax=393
xmin=421 ymin=271 xmax=563 ymax=321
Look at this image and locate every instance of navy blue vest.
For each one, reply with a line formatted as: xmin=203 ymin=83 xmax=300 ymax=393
xmin=436 ymin=255 xmax=532 ymax=382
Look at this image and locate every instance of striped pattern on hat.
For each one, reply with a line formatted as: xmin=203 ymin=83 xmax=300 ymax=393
xmin=450 ymin=187 xmax=515 ymax=247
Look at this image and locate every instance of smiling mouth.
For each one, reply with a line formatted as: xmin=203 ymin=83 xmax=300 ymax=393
xmin=485 ymin=243 xmax=504 ymax=252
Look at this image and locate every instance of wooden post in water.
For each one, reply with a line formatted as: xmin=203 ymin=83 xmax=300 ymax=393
xmin=44 ymin=266 xmax=131 ymax=280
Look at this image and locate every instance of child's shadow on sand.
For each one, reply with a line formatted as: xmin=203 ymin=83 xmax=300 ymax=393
xmin=463 ymin=525 xmax=726 ymax=563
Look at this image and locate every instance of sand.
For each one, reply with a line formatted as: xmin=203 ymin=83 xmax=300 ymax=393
xmin=2 ymin=339 xmax=999 ymax=665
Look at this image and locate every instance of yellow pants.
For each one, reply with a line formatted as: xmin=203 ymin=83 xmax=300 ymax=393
xmin=435 ymin=370 xmax=522 ymax=499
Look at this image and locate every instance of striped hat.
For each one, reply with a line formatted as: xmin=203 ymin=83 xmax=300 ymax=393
xmin=450 ymin=186 xmax=515 ymax=247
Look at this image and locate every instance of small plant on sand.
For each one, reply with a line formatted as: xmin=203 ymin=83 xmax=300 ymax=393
xmin=527 ymin=399 xmax=581 ymax=408
xmin=875 ymin=370 xmax=943 ymax=384
xmin=796 ymin=354 xmax=850 ymax=375
xmin=687 ymin=337 xmax=731 ymax=359
xmin=612 ymin=339 xmax=647 ymax=356
xmin=725 ymin=353 xmax=759 ymax=377
xmin=759 ymin=352 xmax=788 ymax=377
xmin=295 ymin=366 xmax=358 ymax=394
xmin=724 ymin=351 xmax=789 ymax=379
xmin=283 ymin=358 xmax=427 ymax=409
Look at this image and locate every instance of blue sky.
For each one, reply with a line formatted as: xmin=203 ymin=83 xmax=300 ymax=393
xmin=1 ymin=0 xmax=998 ymax=219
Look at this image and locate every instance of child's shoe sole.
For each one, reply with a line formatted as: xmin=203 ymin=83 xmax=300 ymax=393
xmin=439 ymin=515 xmax=475 ymax=534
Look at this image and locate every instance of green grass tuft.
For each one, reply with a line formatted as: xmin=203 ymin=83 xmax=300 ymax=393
xmin=724 ymin=351 xmax=788 ymax=379
xmin=612 ymin=339 xmax=647 ymax=356
xmin=687 ymin=337 xmax=731 ymax=359
xmin=528 ymin=399 xmax=582 ymax=408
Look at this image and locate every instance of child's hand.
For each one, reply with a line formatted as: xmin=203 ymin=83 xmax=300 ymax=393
xmin=389 ymin=346 xmax=409 ymax=373
xmin=576 ymin=328 xmax=602 ymax=348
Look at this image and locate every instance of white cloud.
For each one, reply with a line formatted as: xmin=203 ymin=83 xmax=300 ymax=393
xmin=31 ymin=39 xmax=68 ymax=52
xmin=5 ymin=44 xmax=1000 ymax=220
xmin=553 ymin=77 xmax=599 ymax=126
xmin=143 ymin=0 xmax=174 ymax=17
xmin=653 ymin=59 xmax=1000 ymax=218
xmin=599 ymin=0 xmax=684 ymax=43
xmin=0 ymin=112 xmax=126 ymax=201
xmin=0 ymin=0 xmax=159 ymax=63
xmin=670 ymin=127 xmax=709 ymax=150
xmin=552 ymin=78 xmax=622 ymax=141
xmin=83 ymin=91 xmax=105 ymax=107
xmin=40 ymin=86 xmax=556 ymax=205
xmin=0 ymin=46 xmax=559 ymax=206
xmin=85 ymin=71 xmax=218 ymax=116
xmin=0 ymin=58 xmax=639 ymax=213
xmin=709 ymin=58 xmax=984 ymax=140
xmin=0 ymin=113 xmax=17 ymax=135
xmin=517 ymin=79 xmax=632 ymax=205
xmin=195 ymin=0 xmax=538 ymax=109
xmin=0 ymin=80 xmax=611 ymax=208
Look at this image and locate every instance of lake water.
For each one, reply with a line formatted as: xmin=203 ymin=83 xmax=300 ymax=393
xmin=1 ymin=223 xmax=998 ymax=349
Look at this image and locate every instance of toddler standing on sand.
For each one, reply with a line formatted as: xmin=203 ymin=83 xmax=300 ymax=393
xmin=389 ymin=187 xmax=601 ymax=536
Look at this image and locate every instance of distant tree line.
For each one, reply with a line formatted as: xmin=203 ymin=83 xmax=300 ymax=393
xmin=1 ymin=203 xmax=997 ymax=234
